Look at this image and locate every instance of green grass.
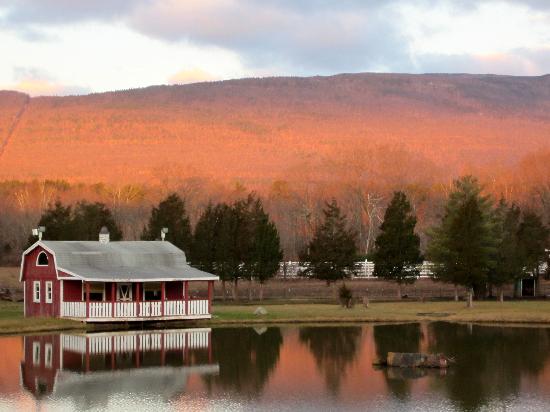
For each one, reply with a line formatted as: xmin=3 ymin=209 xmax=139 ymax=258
xmin=4 ymin=301 xmax=550 ymax=335
xmin=210 ymin=301 xmax=550 ymax=324
xmin=0 ymin=301 xmax=85 ymax=334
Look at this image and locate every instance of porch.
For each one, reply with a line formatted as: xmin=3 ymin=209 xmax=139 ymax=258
xmin=61 ymin=280 xmax=214 ymax=322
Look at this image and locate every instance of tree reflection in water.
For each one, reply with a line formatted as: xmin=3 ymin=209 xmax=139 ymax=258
xmin=299 ymin=326 xmax=362 ymax=396
xmin=428 ymin=322 xmax=550 ymax=411
xmin=373 ymin=323 xmax=422 ymax=399
xmin=204 ymin=327 xmax=283 ymax=398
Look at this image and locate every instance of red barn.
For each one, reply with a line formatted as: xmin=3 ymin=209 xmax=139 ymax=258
xmin=20 ymin=229 xmax=218 ymax=322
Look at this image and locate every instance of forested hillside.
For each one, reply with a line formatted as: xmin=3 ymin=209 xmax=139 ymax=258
xmin=0 ymin=73 xmax=549 ymax=261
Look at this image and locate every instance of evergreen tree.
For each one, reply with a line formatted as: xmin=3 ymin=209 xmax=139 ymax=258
xmin=490 ymin=200 xmax=522 ymax=301
xmin=141 ymin=193 xmax=192 ymax=255
xmin=192 ymin=195 xmax=282 ymax=301
xmin=30 ymin=201 xmax=122 ymax=244
xmin=304 ymin=199 xmax=358 ymax=285
xmin=28 ymin=201 xmax=74 ymax=244
xmin=192 ymin=202 xmax=236 ymax=300
xmin=517 ymin=211 xmax=549 ymax=295
xmin=427 ymin=176 xmax=496 ymax=307
xmin=72 ymin=201 xmax=123 ymax=240
xmin=247 ymin=199 xmax=283 ymax=300
xmin=373 ymin=191 xmax=422 ymax=299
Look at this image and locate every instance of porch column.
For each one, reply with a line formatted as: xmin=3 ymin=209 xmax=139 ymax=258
xmin=85 ymin=281 xmax=90 ymax=319
xmin=161 ymin=281 xmax=166 ymax=317
xmin=136 ymin=283 xmax=141 ymax=317
xmin=208 ymin=280 xmax=213 ymax=313
xmin=185 ymin=281 xmax=189 ymax=315
xmin=111 ymin=282 xmax=115 ymax=318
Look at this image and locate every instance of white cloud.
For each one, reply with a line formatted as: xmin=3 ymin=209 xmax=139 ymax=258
xmin=1 ymin=0 xmax=550 ymax=94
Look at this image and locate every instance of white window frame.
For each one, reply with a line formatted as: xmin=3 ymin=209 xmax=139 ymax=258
xmin=33 ymin=281 xmax=41 ymax=303
xmin=36 ymin=251 xmax=49 ymax=266
xmin=33 ymin=341 xmax=40 ymax=366
xmin=45 ymin=281 xmax=53 ymax=304
xmin=45 ymin=343 xmax=53 ymax=368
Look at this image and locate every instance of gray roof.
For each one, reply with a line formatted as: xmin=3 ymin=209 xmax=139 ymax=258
xmin=36 ymin=240 xmax=218 ymax=282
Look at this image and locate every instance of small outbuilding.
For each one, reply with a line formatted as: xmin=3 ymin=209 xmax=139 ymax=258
xmin=20 ymin=228 xmax=218 ymax=322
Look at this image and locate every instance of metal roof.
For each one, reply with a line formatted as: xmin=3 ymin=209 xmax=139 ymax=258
xmin=35 ymin=240 xmax=218 ymax=282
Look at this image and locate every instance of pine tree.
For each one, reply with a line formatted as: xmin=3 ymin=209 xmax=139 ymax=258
xmin=247 ymin=199 xmax=283 ymax=300
xmin=28 ymin=201 xmax=74 ymax=244
xmin=373 ymin=191 xmax=422 ymax=299
xmin=305 ymin=199 xmax=358 ymax=285
xmin=427 ymin=176 xmax=496 ymax=307
xmin=490 ymin=200 xmax=522 ymax=301
xmin=192 ymin=203 xmax=236 ymax=300
xmin=192 ymin=195 xmax=282 ymax=301
xmin=72 ymin=202 xmax=123 ymax=240
xmin=517 ymin=211 xmax=549 ymax=295
xmin=141 ymin=193 xmax=192 ymax=255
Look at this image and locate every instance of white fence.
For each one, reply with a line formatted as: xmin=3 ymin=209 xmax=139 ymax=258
xmin=189 ymin=300 xmax=209 ymax=315
xmin=62 ymin=301 xmax=86 ymax=318
xmin=61 ymin=329 xmax=211 ymax=355
xmin=277 ymin=260 xmax=434 ymax=279
xmin=90 ymin=302 xmax=112 ymax=318
xmin=61 ymin=299 xmax=210 ymax=319
xmin=140 ymin=301 xmax=162 ymax=317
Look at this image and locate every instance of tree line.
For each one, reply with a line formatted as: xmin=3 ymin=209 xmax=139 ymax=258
xmin=301 ymin=176 xmax=549 ymax=306
xmin=27 ymin=193 xmax=283 ymax=301
xmin=13 ymin=175 xmax=550 ymax=305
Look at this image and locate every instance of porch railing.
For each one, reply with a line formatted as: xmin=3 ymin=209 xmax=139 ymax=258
xmin=61 ymin=299 xmax=209 ymax=319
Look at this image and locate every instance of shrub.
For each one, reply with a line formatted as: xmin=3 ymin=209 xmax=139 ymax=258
xmin=339 ymin=284 xmax=353 ymax=308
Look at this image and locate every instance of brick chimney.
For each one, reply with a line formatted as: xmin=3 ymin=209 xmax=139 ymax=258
xmin=99 ymin=226 xmax=110 ymax=244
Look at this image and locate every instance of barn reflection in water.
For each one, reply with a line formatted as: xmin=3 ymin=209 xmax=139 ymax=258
xmin=20 ymin=329 xmax=218 ymax=401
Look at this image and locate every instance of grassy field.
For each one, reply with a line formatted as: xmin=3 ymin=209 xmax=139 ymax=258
xmin=4 ymin=300 xmax=550 ymax=335
xmin=210 ymin=301 xmax=550 ymax=324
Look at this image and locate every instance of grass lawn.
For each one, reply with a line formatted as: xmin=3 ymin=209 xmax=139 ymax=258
xmin=210 ymin=300 xmax=550 ymax=324
xmin=3 ymin=300 xmax=550 ymax=335
xmin=0 ymin=301 xmax=85 ymax=335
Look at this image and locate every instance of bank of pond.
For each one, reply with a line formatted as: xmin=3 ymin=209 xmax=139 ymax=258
xmin=1 ymin=322 xmax=550 ymax=411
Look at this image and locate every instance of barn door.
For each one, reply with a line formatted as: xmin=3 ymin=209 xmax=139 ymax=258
xmin=117 ymin=283 xmax=133 ymax=301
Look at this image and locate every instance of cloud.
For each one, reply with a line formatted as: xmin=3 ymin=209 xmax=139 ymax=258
xmin=128 ymin=0 xmax=412 ymax=73
xmin=415 ymin=48 xmax=550 ymax=76
xmin=0 ymin=0 xmax=142 ymax=24
xmin=9 ymin=67 xmax=90 ymax=96
xmin=1 ymin=0 xmax=550 ymax=93
xmin=168 ymin=68 xmax=218 ymax=84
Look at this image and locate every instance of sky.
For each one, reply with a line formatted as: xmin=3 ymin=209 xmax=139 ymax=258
xmin=0 ymin=0 xmax=549 ymax=96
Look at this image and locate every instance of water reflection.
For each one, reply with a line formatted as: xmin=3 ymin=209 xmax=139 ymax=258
xmin=204 ymin=327 xmax=283 ymax=397
xmin=299 ymin=326 xmax=362 ymax=396
xmin=428 ymin=322 xmax=550 ymax=411
xmin=20 ymin=329 xmax=218 ymax=405
xmin=3 ymin=323 xmax=550 ymax=411
xmin=373 ymin=323 xmax=423 ymax=399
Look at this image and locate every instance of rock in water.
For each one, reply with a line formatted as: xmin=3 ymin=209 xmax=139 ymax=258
xmin=254 ymin=306 xmax=268 ymax=315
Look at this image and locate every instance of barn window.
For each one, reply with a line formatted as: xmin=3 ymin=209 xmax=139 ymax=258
xmin=143 ymin=282 xmax=161 ymax=301
xmin=37 ymin=251 xmax=49 ymax=266
xmin=45 ymin=343 xmax=53 ymax=368
xmin=32 ymin=342 xmax=40 ymax=365
xmin=46 ymin=281 xmax=53 ymax=303
xmin=33 ymin=281 xmax=40 ymax=303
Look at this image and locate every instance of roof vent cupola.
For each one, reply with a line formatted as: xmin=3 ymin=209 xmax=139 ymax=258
xmin=99 ymin=226 xmax=110 ymax=244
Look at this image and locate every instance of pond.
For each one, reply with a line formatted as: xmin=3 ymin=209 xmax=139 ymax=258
xmin=1 ymin=323 xmax=550 ymax=411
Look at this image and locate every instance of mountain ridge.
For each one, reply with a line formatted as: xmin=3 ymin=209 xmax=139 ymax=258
xmin=0 ymin=72 xmax=549 ymax=188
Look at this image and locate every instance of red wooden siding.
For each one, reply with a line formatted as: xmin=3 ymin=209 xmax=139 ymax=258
xmin=22 ymin=247 xmax=60 ymax=317
xmin=166 ymin=281 xmax=183 ymax=300
xmin=20 ymin=335 xmax=61 ymax=398
xmin=63 ymin=280 xmax=82 ymax=301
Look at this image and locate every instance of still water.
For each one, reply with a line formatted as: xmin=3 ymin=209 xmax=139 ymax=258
xmin=1 ymin=323 xmax=550 ymax=411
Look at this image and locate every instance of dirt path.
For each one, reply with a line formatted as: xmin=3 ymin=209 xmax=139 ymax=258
xmin=0 ymin=95 xmax=30 ymax=159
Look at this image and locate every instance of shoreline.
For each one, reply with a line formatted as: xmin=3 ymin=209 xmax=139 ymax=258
xmin=4 ymin=301 xmax=550 ymax=335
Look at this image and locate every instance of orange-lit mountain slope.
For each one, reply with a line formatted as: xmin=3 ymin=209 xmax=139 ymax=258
xmin=0 ymin=73 xmax=549 ymax=186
